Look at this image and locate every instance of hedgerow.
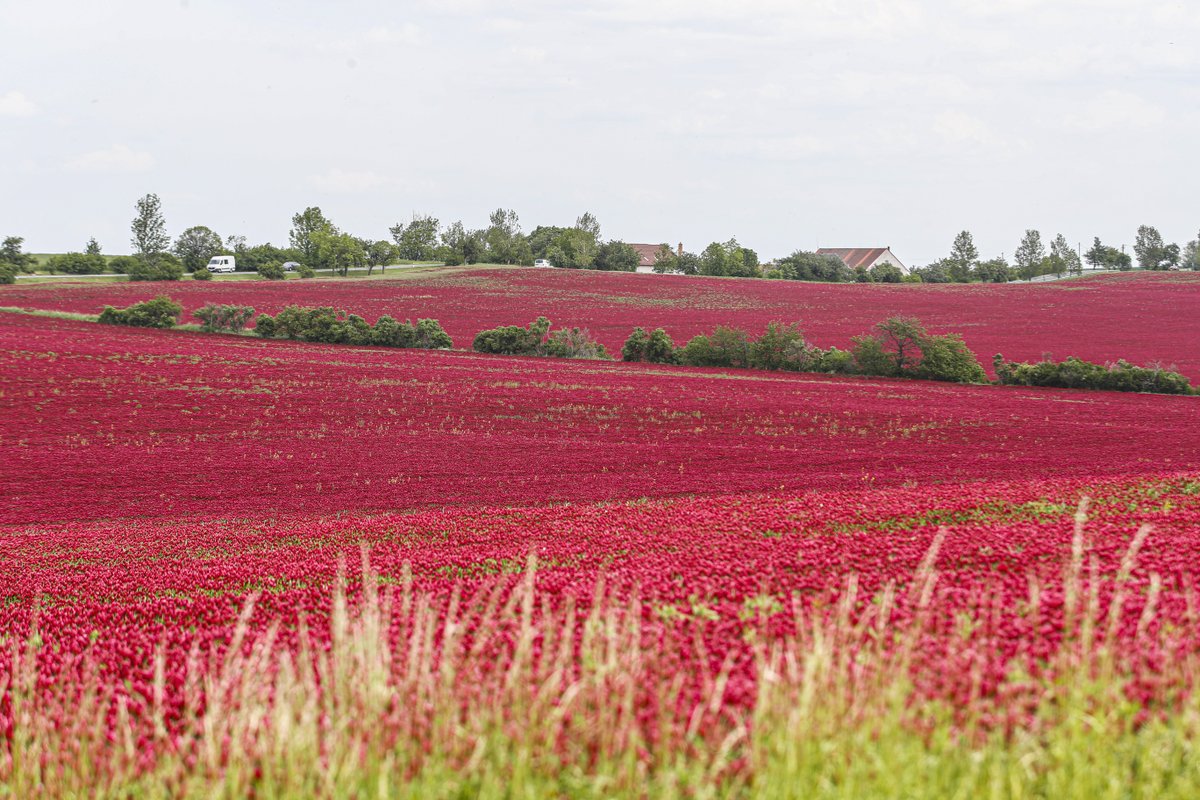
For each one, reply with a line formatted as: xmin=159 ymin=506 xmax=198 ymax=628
xmin=97 ymin=296 xmax=183 ymax=329
xmin=255 ymin=305 xmax=452 ymax=349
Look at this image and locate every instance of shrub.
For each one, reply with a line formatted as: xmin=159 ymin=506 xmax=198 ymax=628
xmin=46 ymin=252 xmax=107 ymax=275
xmin=257 ymin=262 xmax=286 ymax=281
xmin=916 ymin=334 xmax=988 ymax=383
xmin=473 ymin=317 xmax=551 ymax=356
xmin=622 ymin=327 xmax=676 ymax=364
xmin=97 ymin=296 xmax=182 ymax=329
xmin=255 ymin=305 xmax=452 ymax=350
xmin=541 ymin=327 xmax=610 ymax=360
xmin=254 ymin=314 xmax=277 ymax=338
xmin=0 ymin=264 xmax=16 ymax=285
xmin=296 ymin=264 xmax=315 ymax=279
xmin=126 ymin=254 xmax=184 ymax=282
xmin=107 ymin=255 xmax=139 ymax=274
xmin=749 ymin=322 xmax=817 ymax=371
xmin=194 ymin=303 xmax=256 ymax=333
xmin=193 ymin=267 xmax=213 ymax=281
xmin=994 ymin=354 xmax=1196 ymax=395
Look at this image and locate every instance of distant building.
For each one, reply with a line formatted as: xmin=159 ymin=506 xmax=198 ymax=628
xmin=816 ymin=247 xmax=908 ymax=274
xmin=628 ymin=242 xmax=683 ymax=274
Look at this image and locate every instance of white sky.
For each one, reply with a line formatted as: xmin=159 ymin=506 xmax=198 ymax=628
xmin=2 ymin=0 xmax=1197 ymax=264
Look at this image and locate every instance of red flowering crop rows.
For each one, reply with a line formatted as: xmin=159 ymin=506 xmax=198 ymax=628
xmin=3 ymin=313 xmax=1199 ymax=525
xmin=4 ymin=269 xmax=1200 ymax=378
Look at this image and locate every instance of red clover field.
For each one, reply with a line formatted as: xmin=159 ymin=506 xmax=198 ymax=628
xmin=3 ymin=269 xmax=1200 ymax=797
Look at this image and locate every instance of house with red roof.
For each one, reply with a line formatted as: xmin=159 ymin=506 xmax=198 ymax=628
xmin=628 ymin=243 xmax=683 ymax=273
xmin=816 ymin=247 xmax=908 ymax=274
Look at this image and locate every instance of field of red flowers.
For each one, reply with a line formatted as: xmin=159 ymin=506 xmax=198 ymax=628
xmin=4 ymin=268 xmax=1200 ymax=378
xmin=2 ymin=286 xmax=1200 ymax=791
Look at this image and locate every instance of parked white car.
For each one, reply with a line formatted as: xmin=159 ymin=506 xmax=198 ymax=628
xmin=282 ymin=261 xmax=300 ymax=272
xmin=206 ymin=255 xmax=236 ymax=273
xmin=534 ymin=258 xmax=552 ymax=268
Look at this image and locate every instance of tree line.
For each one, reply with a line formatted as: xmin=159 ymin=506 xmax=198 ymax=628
xmin=3 ymin=194 xmax=1198 ymax=284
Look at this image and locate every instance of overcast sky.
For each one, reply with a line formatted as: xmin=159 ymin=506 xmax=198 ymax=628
xmin=2 ymin=0 xmax=1197 ymax=264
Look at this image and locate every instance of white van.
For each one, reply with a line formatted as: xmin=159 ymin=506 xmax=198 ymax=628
xmin=206 ymin=256 xmax=236 ymax=273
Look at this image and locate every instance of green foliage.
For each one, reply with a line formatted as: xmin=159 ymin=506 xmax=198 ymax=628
xmin=289 ymin=207 xmax=332 ymax=266
xmin=296 ymin=264 xmax=315 ymax=279
xmin=0 ymin=263 xmax=16 ymax=284
xmin=677 ymin=326 xmax=752 ymax=368
xmin=867 ymin=262 xmax=903 ymax=283
xmin=256 ymin=262 xmax=286 ymax=281
xmin=311 ymin=228 xmax=366 ymax=276
xmin=975 ymin=257 xmax=1012 ymax=283
xmin=125 ymin=253 xmax=185 ymax=281
xmin=256 ymin=305 xmax=452 ymax=349
xmin=1133 ymin=224 xmax=1180 ymax=270
xmin=1085 ymin=237 xmax=1133 ymax=271
xmin=472 ymin=317 xmax=552 ymax=355
xmin=84 ymin=237 xmax=102 ymax=256
xmin=698 ymin=239 xmax=759 ymax=278
xmin=0 ymin=236 xmax=37 ymax=273
xmin=107 ymin=255 xmax=139 ymax=274
xmin=130 ymin=193 xmax=170 ymax=258
xmin=774 ymin=251 xmax=852 ymax=282
xmin=236 ymin=243 xmax=301 ymax=273
xmin=439 ymin=221 xmax=486 ymax=266
xmin=484 ymin=208 xmax=531 ymax=265
xmin=173 ymin=225 xmax=224 ymax=272
xmin=947 ymin=230 xmax=979 ymax=282
xmin=527 ymin=225 xmax=566 ymax=261
xmin=546 ymin=227 xmax=598 ymax=269
xmin=916 ymin=333 xmax=989 ymax=383
xmin=593 ymin=241 xmax=640 ymax=272
xmin=994 ymin=354 xmax=1196 ymax=395
xmin=622 ymin=327 xmax=677 ymax=364
xmin=45 ymin=252 xmax=107 ymax=275
xmin=194 ymin=303 xmax=256 ymax=333
xmin=97 ymin=296 xmax=182 ymax=329
xmin=1014 ymin=229 xmax=1046 ymax=280
xmin=748 ymin=322 xmax=820 ymax=371
xmin=541 ymin=327 xmax=611 ymax=360
xmin=390 ymin=214 xmax=441 ymax=261
xmin=193 ymin=267 xmax=213 ymax=281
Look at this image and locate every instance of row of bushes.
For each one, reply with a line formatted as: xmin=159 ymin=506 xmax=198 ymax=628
xmin=255 ymin=305 xmax=453 ymax=349
xmin=622 ymin=318 xmax=989 ymax=384
xmin=472 ymin=317 xmax=611 ymax=360
xmin=993 ymin=354 xmax=1196 ymax=395
xmin=86 ymin=298 xmax=1200 ymax=395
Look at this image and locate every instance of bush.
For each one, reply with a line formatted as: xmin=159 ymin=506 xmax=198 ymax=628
xmin=473 ymin=317 xmax=551 ymax=356
xmin=296 ymin=264 xmax=315 ymax=279
xmin=254 ymin=305 xmax=452 ymax=350
xmin=541 ymin=327 xmax=610 ymax=360
xmin=97 ymin=296 xmax=182 ymax=329
xmin=193 ymin=267 xmax=213 ymax=281
xmin=916 ymin=334 xmax=988 ymax=383
xmin=622 ymin=327 xmax=677 ymax=364
xmin=749 ymin=322 xmax=817 ymax=371
xmin=46 ymin=252 xmax=107 ymax=275
xmin=126 ymin=254 xmax=184 ymax=282
xmin=257 ymin=262 xmax=286 ymax=281
xmin=0 ymin=264 xmax=16 ymax=285
xmin=107 ymin=255 xmax=139 ymax=274
xmin=994 ymin=354 xmax=1196 ymax=395
xmin=194 ymin=303 xmax=256 ymax=333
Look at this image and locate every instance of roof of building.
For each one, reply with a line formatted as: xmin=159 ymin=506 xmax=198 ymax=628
xmin=627 ymin=243 xmax=669 ymax=267
xmin=816 ymin=247 xmax=893 ymax=270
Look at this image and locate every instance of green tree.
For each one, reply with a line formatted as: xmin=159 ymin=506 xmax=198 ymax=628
xmin=528 ymin=226 xmax=566 ymax=260
xmin=593 ymin=240 xmax=639 ymax=272
xmin=0 ymin=236 xmax=36 ymax=273
xmin=365 ymin=240 xmax=396 ymax=274
xmin=311 ymin=228 xmax=366 ymax=276
xmin=974 ymin=256 xmax=1011 ymax=283
xmin=1014 ymin=229 xmax=1045 ymax=280
xmin=947 ymin=231 xmax=979 ymax=282
xmin=173 ymin=225 xmax=224 ymax=272
xmin=651 ymin=244 xmax=679 ymax=274
xmin=130 ymin=193 xmax=170 ymax=263
xmin=1183 ymin=231 xmax=1200 ymax=271
xmin=868 ymin=262 xmax=903 ymax=283
xmin=546 ymin=227 xmax=598 ymax=269
xmin=775 ymin=251 xmax=852 ymax=282
xmin=46 ymin=252 xmax=106 ymax=275
xmin=575 ymin=212 xmax=601 ymax=241
xmin=439 ymin=221 xmax=486 ymax=266
xmin=1048 ymin=234 xmax=1081 ymax=277
xmin=1085 ymin=237 xmax=1132 ymax=271
xmin=126 ymin=252 xmax=184 ymax=281
xmin=85 ymin=237 xmax=102 ymax=256
xmin=484 ymin=208 xmax=531 ymax=265
xmin=389 ymin=214 xmax=440 ymax=261
xmin=289 ymin=207 xmax=333 ymax=265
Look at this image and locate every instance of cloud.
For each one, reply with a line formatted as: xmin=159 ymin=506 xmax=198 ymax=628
xmin=1067 ymin=90 xmax=1167 ymax=131
xmin=64 ymin=144 xmax=155 ymax=173
xmin=932 ymin=111 xmax=1003 ymax=148
xmin=0 ymin=90 xmax=38 ymax=117
xmin=309 ymin=168 xmax=390 ymax=192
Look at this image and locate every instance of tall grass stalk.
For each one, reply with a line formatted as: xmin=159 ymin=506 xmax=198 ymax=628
xmin=3 ymin=513 xmax=1199 ymax=798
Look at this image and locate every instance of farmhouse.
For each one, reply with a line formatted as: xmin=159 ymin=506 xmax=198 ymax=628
xmin=816 ymin=247 xmax=908 ymax=274
xmin=628 ymin=242 xmax=683 ymax=274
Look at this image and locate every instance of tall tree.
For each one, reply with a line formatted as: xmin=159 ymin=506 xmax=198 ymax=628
xmin=173 ymin=225 xmax=224 ymax=272
xmin=85 ymin=237 xmax=102 ymax=256
xmin=484 ymin=208 xmax=531 ymax=265
xmin=130 ymin=193 xmax=170 ymax=261
xmin=1048 ymin=234 xmax=1081 ymax=276
xmin=575 ymin=212 xmax=601 ymax=241
xmin=1133 ymin=225 xmax=1180 ymax=270
xmin=311 ymin=228 xmax=365 ymax=276
xmin=947 ymin=230 xmax=979 ymax=282
xmin=593 ymin=240 xmax=640 ymax=272
xmin=1184 ymin=230 xmax=1200 ymax=271
xmin=1013 ymin=229 xmax=1045 ymax=280
xmin=289 ymin=207 xmax=333 ymax=265
xmin=0 ymin=236 xmax=36 ymax=273
xmin=389 ymin=214 xmax=440 ymax=261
